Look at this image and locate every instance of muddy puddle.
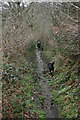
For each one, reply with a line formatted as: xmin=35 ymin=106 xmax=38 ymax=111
xmin=36 ymin=50 xmax=58 ymax=118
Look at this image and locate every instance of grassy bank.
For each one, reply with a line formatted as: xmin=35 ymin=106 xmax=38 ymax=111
xmin=42 ymin=47 xmax=78 ymax=118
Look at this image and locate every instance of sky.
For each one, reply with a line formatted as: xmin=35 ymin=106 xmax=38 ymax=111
xmin=0 ymin=0 xmax=79 ymax=10
xmin=0 ymin=0 xmax=79 ymax=2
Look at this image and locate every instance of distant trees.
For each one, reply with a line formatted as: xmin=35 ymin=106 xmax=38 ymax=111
xmin=2 ymin=2 xmax=79 ymax=63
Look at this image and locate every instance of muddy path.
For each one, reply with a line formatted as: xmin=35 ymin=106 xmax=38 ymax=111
xmin=36 ymin=50 xmax=58 ymax=118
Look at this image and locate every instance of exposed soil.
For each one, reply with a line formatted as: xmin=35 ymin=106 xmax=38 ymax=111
xmin=36 ymin=50 xmax=58 ymax=118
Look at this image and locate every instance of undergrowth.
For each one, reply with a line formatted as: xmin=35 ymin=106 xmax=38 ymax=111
xmin=2 ymin=48 xmax=46 ymax=118
xmin=43 ymin=43 xmax=78 ymax=118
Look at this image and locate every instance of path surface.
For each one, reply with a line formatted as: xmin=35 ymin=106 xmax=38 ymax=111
xmin=36 ymin=50 xmax=58 ymax=118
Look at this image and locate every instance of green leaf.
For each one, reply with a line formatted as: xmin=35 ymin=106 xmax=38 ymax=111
xmin=26 ymin=100 xmax=30 ymax=104
xmin=16 ymin=69 xmax=19 ymax=72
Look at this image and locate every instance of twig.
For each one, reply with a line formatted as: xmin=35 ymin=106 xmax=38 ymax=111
xmin=66 ymin=80 xmax=78 ymax=92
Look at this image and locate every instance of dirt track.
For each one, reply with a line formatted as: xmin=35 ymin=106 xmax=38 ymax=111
xmin=36 ymin=50 xmax=58 ymax=118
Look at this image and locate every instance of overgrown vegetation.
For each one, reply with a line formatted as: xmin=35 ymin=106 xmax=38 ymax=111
xmin=42 ymin=18 xmax=79 ymax=118
xmin=1 ymin=1 xmax=79 ymax=119
xmin=2 ymin=49 xmax=46 ymax=118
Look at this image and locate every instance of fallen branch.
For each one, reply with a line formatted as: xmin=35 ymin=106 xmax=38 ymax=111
xmin=66 ymin=80 xmax=78 ymax=92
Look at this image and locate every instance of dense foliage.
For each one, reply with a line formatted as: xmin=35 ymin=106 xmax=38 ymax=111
xmin=1 ymin=1 xmax=79 ymax=119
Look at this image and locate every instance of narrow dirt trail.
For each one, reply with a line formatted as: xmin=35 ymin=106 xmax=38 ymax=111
xmin=36 ymin=50 xmax=58 ymax=118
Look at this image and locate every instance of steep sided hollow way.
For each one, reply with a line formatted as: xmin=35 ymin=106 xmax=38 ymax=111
xmin=36 ymin=50 xmax=58 ymax=118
